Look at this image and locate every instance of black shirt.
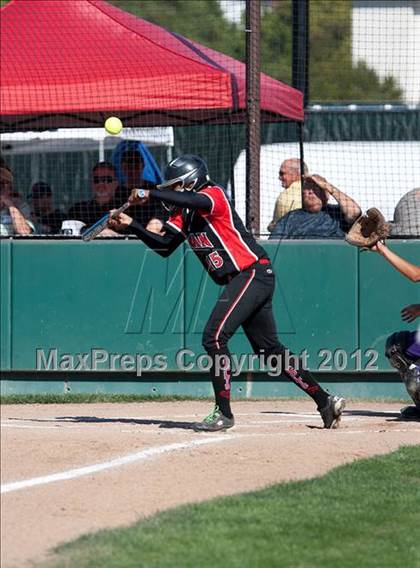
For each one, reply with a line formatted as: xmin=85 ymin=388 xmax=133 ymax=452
xmin=67 ymin=198 xmax=121 ymax=226
xmin=34 ymin=210 xmax=67 ymax=234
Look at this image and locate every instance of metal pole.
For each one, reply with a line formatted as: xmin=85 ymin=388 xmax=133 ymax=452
xmin=228 ymin=116 xmax=236 ymax=207
xmin=298 ymin=121 xmax=305 ymax=188
xmin=292 ymin=0 xmax=309 ymax=107
xmin=99 ymin=138 xmax=105 ymax=161
xmin=245 ymin=0 xmax=261 ymax=235
xmin=293 ymin=0 xmax=309 ymax=196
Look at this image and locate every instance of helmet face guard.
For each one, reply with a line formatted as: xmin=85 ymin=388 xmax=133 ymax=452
xmin=157 ymin=155 xmax=210 ymax=192
xmin=157 ymin=155 xmax=210 ymax=213
xmin=157 ymin=168 xmax=200 ymax=191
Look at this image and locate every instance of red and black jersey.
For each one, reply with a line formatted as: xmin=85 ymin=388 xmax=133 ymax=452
xmin=165 ymin=185 xmax=268 ymax=284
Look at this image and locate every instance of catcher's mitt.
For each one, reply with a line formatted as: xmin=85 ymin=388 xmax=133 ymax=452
xmin=345 ymin=207 xmax=390 ymax=248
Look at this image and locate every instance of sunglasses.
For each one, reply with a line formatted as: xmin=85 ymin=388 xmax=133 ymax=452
xmin=93 ymin=176 xmax=115 ymax=184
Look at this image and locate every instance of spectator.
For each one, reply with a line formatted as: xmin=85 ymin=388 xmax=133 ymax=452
xmin=390 ymin=188 xmax=420 ymax=238
xmin=119 ymin=150 xmax=157 ymax=191
xmin=269 ymin=174 xmax=361 ymax=239
xmin=0 ymin=165 xmax=34 ymax=236
xmin=372 ymin=241 xmax=420 ymax=421
xmin=28 ymin=182 xmax=66 ymax=234
xmin=118 ymin=149 xmax=166 ymax=226
xmin=267 ymin=158 xmax=308 ymax=232
xmin=66 ymin=161 xmax=120 ymax=236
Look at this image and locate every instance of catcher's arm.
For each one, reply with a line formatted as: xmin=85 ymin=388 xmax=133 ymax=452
xmin=346 ymin=208 xmax=390 ymax=249
xmin=373 ymin=241 xmax=420 ymax=282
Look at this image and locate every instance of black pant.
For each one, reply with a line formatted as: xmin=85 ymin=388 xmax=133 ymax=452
xmin=202 ymin=261 xmax=329 ymax=416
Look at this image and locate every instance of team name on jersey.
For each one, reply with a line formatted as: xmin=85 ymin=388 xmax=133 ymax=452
xmin=188 ymin=232 xmax=214 ymax=249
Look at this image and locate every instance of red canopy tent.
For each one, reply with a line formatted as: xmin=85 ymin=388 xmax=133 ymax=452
xmin=0 ymin=0 xmax=303 ymax=130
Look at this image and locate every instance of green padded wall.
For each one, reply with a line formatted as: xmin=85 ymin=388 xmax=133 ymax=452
xmin=1 ymin=239 xmax=419 ymax=396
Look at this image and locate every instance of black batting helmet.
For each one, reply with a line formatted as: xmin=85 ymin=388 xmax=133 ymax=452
xmin=157 ymin=155 xmax=210 ymax=191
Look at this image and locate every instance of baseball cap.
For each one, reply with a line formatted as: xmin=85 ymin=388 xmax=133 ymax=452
xmin=29 ymin=181 xmax=52 ymax=199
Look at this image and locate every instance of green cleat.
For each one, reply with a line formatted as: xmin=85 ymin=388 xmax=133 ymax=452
xmin=194 ymin=406 xmax=235 ymax=432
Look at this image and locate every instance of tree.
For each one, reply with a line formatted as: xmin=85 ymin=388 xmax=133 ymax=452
xmin=110 ymin=0 xmax=244 ymax=61
xmin=110 ymin=0 xmax=402 ymax=103
xmin=308 ymin=0 xmax=402 ymax=102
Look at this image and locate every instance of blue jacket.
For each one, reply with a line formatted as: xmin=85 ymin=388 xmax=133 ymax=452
xmin=269 ymin=205 xmax=352 ymax=239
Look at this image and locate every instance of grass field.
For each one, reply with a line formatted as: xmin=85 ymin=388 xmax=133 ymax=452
xmin=40 ymin=445 xmax=420 ymax=568
xmin=0 ymin=393 xmax=201 ymax=405
xmin=1 ymin=393 xmax=408 ymax=405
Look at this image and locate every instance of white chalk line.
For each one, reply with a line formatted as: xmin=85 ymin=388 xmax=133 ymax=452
xmin=2 ymin=423 xmax=419 ymax=496
xmin=1 ymin=435 xmax=237 ymax=495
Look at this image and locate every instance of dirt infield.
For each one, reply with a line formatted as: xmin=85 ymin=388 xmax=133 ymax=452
xmin=1 ymin=399 xmax=419 ymax=568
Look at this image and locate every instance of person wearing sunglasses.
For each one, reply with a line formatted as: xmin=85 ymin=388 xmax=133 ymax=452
xmin=66 ymin=162 xmax=121 ymax=236
xmin=267 ymin=158 xmax=308 ymax=233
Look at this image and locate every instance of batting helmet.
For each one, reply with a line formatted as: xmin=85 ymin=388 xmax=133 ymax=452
xmin=157 ymin=155 xmax=210 ymax=191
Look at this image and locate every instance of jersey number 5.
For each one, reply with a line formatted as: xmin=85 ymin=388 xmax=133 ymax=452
xmin=208 ymin=251 xmax=224 ymax=269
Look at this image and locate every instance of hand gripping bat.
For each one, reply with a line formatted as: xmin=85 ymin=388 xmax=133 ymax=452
xmin=81 ymin=201 xmax=131 ymax=242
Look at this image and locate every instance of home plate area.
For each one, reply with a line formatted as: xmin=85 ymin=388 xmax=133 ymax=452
xmin=1 ymin=400 xmax=419 ymax=568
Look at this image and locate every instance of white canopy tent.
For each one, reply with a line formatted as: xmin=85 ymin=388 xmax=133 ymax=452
xmin=1 ymin=127 xmax=175 ymax=211
xmin=1 ymin=127 xmax=174 ymax=160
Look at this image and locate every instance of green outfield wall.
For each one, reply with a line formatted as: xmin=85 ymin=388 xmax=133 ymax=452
xmin=1 ymin=239 xmax=419 ymax=398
